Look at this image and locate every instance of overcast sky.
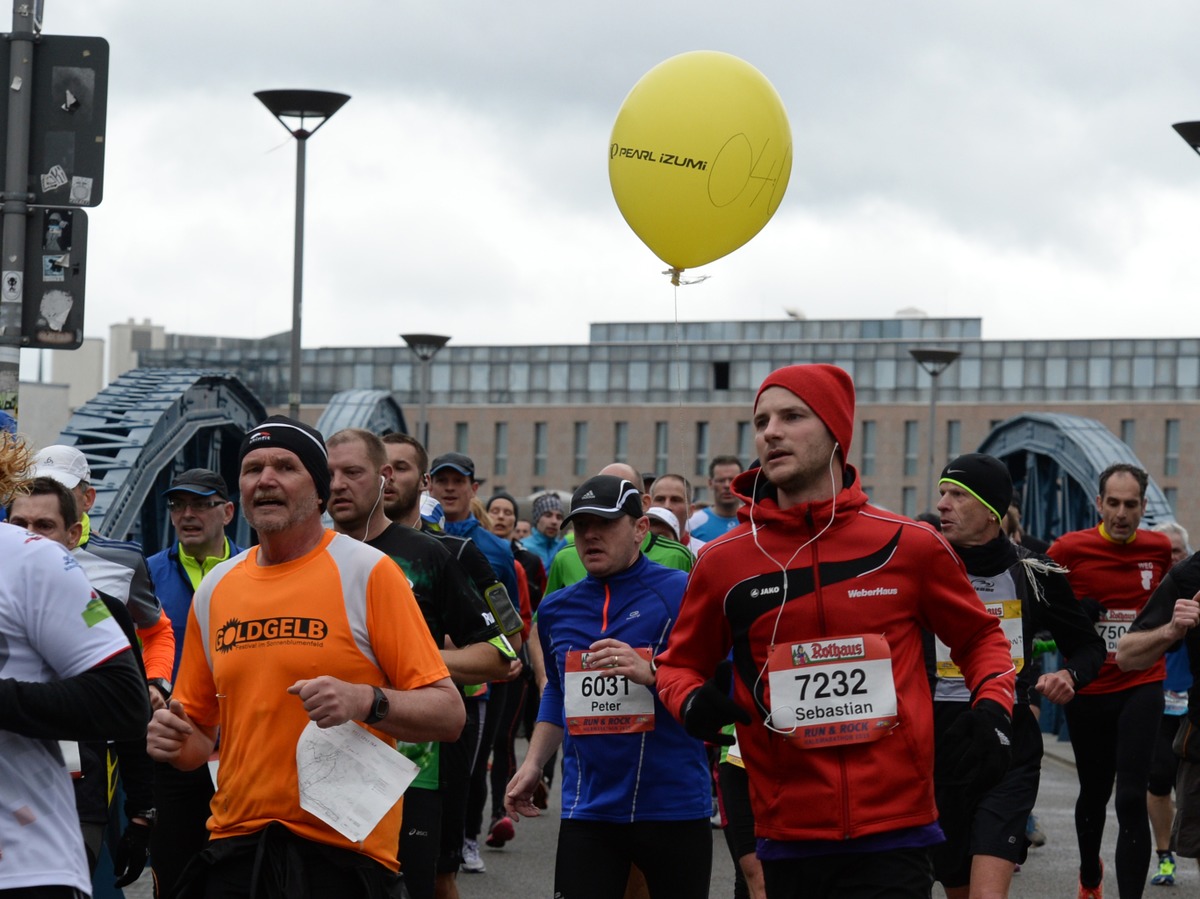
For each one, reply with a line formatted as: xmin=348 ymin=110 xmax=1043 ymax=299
xmin=24 ymin=1 xmax=1200 ymax=364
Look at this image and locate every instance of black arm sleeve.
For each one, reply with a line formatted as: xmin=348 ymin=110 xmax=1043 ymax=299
xmin=440 ymin=551 xmax=503 ymax=648
xmin=1033 ymin=568 xmax=1106 ymax=690
xmin=117 ymin=731 xmax=156 ymax=815
xmin=0 ymin=649 xmax=151 ymax=742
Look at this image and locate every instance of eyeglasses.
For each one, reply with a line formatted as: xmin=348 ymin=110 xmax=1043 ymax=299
xmin=167 ymin=498 xmax=226 ymax=513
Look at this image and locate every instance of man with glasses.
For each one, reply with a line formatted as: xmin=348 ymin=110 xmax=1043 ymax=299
xmin=146 ymin=469 xmax=242 ymax=898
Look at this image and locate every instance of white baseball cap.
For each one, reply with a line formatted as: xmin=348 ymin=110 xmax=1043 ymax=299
xmin=646 ymin=506 xmax=680 ymax=541
xmin=32 ymin=444 xmax=91 ymax=489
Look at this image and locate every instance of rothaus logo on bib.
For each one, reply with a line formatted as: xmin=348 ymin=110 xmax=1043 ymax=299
xmin=793 ymin=636 xmax=867 ymax=665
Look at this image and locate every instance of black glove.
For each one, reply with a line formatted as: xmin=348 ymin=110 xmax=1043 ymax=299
xmin=936 ymin=698 xmax=1013 ymax=797
xmin=112 ymin=819 xmax=152 ymax=888
xmin=681 ymin=660 xmax=751 ymax=745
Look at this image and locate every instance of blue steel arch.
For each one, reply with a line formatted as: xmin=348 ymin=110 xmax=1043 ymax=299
xmin=977 ymin=412 xmax=1174 ymax=543
xmin=315 ymin=389 xmax=407 ymax=438
xmin=54 ymin=368 xmax=267 ymax=554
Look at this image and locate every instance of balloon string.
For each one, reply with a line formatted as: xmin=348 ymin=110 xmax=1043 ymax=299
xmin=672 ymin=280 xmax=686 ymax=480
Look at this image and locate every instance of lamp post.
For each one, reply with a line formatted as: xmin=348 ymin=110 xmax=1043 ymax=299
xmin=401 ymin=333 xmax=450 ymax=447
xmin=909 ymin=347 xmax=961 ymax=512
xmin=255 ymin=89 xmax=350 ymax=419
xmin=1172 ymin=121 xmax=1200 ymax=156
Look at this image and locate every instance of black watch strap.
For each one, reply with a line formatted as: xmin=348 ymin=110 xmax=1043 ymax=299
xmin=364 ymin=685 xmax=389 ymax=725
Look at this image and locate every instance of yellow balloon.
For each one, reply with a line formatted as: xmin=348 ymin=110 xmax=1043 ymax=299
xmin=609 ymin=51 xmax=792 ymax=273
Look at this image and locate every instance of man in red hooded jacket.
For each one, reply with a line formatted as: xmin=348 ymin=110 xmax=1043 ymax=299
xmin=655 ymin=363 xmax=1017 ymax=899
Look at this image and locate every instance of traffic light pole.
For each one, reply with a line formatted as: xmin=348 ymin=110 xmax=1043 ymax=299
xmin=0 ymin=1 xmax=37 ymax=420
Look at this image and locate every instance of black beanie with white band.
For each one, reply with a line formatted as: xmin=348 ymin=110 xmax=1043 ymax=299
xmin=239 ymin=415 xmax=331 ymax=509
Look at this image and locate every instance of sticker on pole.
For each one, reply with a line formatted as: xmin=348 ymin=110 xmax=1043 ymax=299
xmin=1 ymin=271 xmax=21 ymax=302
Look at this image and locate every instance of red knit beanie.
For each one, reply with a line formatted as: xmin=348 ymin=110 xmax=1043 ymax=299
xmin=754 ymin=364 xmax=856 ymax=457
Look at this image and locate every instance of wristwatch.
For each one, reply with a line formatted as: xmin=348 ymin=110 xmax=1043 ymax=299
xmin=364 ymin=686 xmax=390 ymax=725
xmin=147 ymin=678 xmax=172 ymax=702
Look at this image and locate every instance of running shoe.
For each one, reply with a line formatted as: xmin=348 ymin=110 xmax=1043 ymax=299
xmin=485 ymin=815 xmax=515 ymax=848
xmin=1152 ymin=852 xmax=1176 ymax=886
xmin=1025 ymin=812 xmax=1046 ymax=848
xmin=461 ymin=839 xmax=485 ymax=873
xmin=1078 ymin=861 xmax=1104 ymax=899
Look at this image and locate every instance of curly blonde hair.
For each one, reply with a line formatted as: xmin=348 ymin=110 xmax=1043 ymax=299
xmin=0 ymin=430 xmax=32 ymax=505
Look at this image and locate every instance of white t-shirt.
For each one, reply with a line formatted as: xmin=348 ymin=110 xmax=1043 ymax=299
xmin=0 ymin=526 xmax=133 ymax=893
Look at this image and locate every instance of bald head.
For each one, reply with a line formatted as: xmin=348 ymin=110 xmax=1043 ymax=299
xmin=600 ymin=463 xmax=642 ymax=492
xmin=598 ymin=462 xmax=648 ymax=511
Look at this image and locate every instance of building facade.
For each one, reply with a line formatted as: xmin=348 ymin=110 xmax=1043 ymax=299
xmin=136 ymin=316 xmax=1199 ymax=529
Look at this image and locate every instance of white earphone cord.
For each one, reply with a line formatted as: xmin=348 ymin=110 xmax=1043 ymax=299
xmin=748 ymin=442 xmax=841 ymax=735
xmin=358 ymin=475 xmax=387 ymax=543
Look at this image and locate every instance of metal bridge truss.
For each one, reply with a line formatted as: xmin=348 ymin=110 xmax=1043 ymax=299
xmin=315 ymin=389 xmax=407 ymax=439
xmin=978 ymin=412 xmax=1174 ymax=543
xmin=54 ymin=369 xmax=266 ymax=554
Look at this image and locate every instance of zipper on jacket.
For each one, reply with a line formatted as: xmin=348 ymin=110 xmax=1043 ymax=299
xmin=808 ymin=505 xmax=853 ymax=838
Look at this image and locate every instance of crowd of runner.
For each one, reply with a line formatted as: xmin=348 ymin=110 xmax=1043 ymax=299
xmin=2 ymin=361 xmax=1198 ymax=899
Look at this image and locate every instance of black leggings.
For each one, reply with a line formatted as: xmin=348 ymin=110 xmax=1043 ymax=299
xmin=1065 ymin=681 xmax=1163 ymax=899
xmin=718 ymin=762 xmax=757 ymax=899
xmin=761 ymin=846 xmax=934 ymax=899
xmin=465 ymin=691 xmax=502 ymax=841
xmin=554 ymin=818 xmax=711 ymax=899
xmin=487 ymin=678 xmax=527 ymax=821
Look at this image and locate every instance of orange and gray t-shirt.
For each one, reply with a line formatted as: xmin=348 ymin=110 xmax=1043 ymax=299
xmin=175 ymin=529 xmax=449 ymax=871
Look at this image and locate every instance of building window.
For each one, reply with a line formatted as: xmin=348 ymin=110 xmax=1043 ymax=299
xmin=736 ymin=421 xmax=753 ymax=468
xmin=1165 ymin=419 xmax=1180 ymax=477
xmin=533 ymin=422 xmax=548 ymax=476
xmin=946 ymin=419 xmax=962 ymax=463
xmin=903 ymin=420 xmax=919 ymax=477
xmin=654 ymin=422 xmax=669 ymax=474
xmin=713 ymin=361 xmax=730 ymax=390
xmin=573 ymin=421 xmax=589 ymax=477
xmin=1120 ymin=419 xmax=1136 ymax=450
xmin=455 ymin=422 xmax=469 ymax=455
xmin=860 ymin=420 xmax=877 ymax=476
xmin=494 ymin=422 xmax=508 ymax=476
xmin=902 ymin=486 xmax=917 ymax=517
xmin=614 ymin=421 xmax=629 ymax=463
xmin=695 ymin=421 xmax=710 ymax=477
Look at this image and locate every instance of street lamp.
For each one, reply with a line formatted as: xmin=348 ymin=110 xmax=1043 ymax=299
xmin=255 ymin=89 xmax=350 ymax=419
xmin=401 ymin=333 xmax=450 ymax=447
xmin=1172 ymin=121 xmax=1200 ymax=156
xmin=909 ymin=347 xmax=962 ymax=513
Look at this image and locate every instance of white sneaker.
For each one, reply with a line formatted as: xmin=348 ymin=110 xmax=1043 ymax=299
xmin=461 ymin=838 xmax=486 ymax=873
